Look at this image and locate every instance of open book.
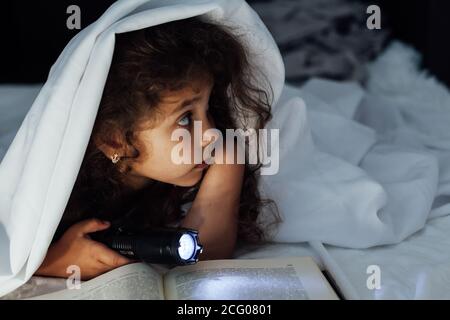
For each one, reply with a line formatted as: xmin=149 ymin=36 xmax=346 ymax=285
xmin=30 ymin=257 xmax=339 ymax=300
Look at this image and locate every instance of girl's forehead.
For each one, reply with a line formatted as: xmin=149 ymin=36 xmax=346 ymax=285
xmin=159 ymin=78 xmax=214 ymax=107
xmin=160 ymin=86 xmax=201 ymax=104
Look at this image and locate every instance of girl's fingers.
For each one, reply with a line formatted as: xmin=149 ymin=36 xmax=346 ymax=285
xmin=94 ymin=244 xmax=132 ymax=268
xmin=75 ymin=219 xmax=110 ymax=237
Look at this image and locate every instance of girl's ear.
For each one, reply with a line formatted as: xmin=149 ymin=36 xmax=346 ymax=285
xmin=93 ymin=134 xmax=125 ymax=160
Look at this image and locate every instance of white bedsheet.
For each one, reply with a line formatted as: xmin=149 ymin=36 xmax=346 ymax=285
xmin=239 ymin=213 xmax=450 ymax=299
xmin=3 ymin=39 xmax=450 ymax=299
xmin=327 ymin=214 xmax=450 ymax=299
xmin=6 ymin=212 xmax=450 ymax=300
xmin=0 ymin=0 xmax=288 ymax=296
xmin=1 ymin=1 xmax=449 ymax=299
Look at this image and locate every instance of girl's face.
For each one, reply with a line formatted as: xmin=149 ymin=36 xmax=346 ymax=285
xmin=125 ymin=77 xmax=216 ymax=188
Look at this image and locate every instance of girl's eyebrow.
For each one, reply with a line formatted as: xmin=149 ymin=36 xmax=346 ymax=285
xmin=170 ymin=95 xmax=202 ymax=116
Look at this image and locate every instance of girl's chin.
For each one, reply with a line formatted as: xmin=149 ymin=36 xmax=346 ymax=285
xmin=173 ymin=168 xmax=204 ymax=187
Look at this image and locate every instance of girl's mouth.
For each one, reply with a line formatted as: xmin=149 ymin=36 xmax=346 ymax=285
xmin=194 ymin=161 xmax=210 ymax=169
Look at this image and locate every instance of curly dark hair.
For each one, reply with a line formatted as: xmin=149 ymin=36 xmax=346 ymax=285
xmin=53 ymin=17 xmax=280 ymax=245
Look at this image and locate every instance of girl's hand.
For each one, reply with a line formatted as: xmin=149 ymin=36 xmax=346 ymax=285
xmin=35 ymin=219 xmax=132 ymax=280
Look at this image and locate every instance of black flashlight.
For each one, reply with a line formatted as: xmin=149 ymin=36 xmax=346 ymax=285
xmin=91 ymin=227 xmax=203 ymax=265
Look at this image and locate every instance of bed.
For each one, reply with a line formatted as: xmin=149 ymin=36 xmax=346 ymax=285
xmin=2 ymin=35 xmax=450 ymax=299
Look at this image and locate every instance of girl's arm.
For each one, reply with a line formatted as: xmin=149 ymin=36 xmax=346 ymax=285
xmin=180 ymin=146 xmax=244 ymax=260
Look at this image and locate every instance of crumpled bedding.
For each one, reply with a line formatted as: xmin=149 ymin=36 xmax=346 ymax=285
xmin=259 ymin=40 xmax=450 ymax=249
xmin=249 ymin=40 xmax=450 ymax=299
xmin=3 ymin=38 xmax=450 ymax=300
xmin=1 ymin=0 xmax=450 ymax=299
xmin=0 ymin=0 xmax=286 ymax=296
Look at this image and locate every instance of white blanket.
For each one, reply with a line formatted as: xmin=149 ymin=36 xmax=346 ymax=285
xmin=0 ymin=0 xmax=285 ymax=296
xmin=1 ymin=0 xmax=450 ymax=298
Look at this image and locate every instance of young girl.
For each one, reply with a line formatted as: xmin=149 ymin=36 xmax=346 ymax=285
xmin=34 ymin=17 xmax=279 ymax=280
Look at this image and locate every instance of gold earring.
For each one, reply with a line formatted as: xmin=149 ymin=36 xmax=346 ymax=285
xmin=111 ymin=153 xmax=120 ymax=164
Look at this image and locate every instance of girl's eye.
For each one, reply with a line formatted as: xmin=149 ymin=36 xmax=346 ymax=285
xmin=177 ymin=112 xmax=192 ymax=127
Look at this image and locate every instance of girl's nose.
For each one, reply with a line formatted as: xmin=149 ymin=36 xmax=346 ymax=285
xmin=201 ymin=124 xmax=214 ymax=148
xmin=200 ymin=113 xmax=217 ymax=148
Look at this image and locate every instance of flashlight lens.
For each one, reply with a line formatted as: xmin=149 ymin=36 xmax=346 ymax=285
xmin=178 ymin=234 xmax=196 ymax=260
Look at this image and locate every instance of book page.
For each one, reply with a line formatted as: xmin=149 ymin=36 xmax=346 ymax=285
xmin=29 ymin=263 xmax=165 ymax=300
xmin=164 ymin=257 xmax=338 ymax=300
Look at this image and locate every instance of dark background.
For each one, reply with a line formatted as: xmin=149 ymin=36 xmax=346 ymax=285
xmin=1 ymin=0 xmax=449 ymax=87
xmin=376 ymin=0 xmax=450 ymax=87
